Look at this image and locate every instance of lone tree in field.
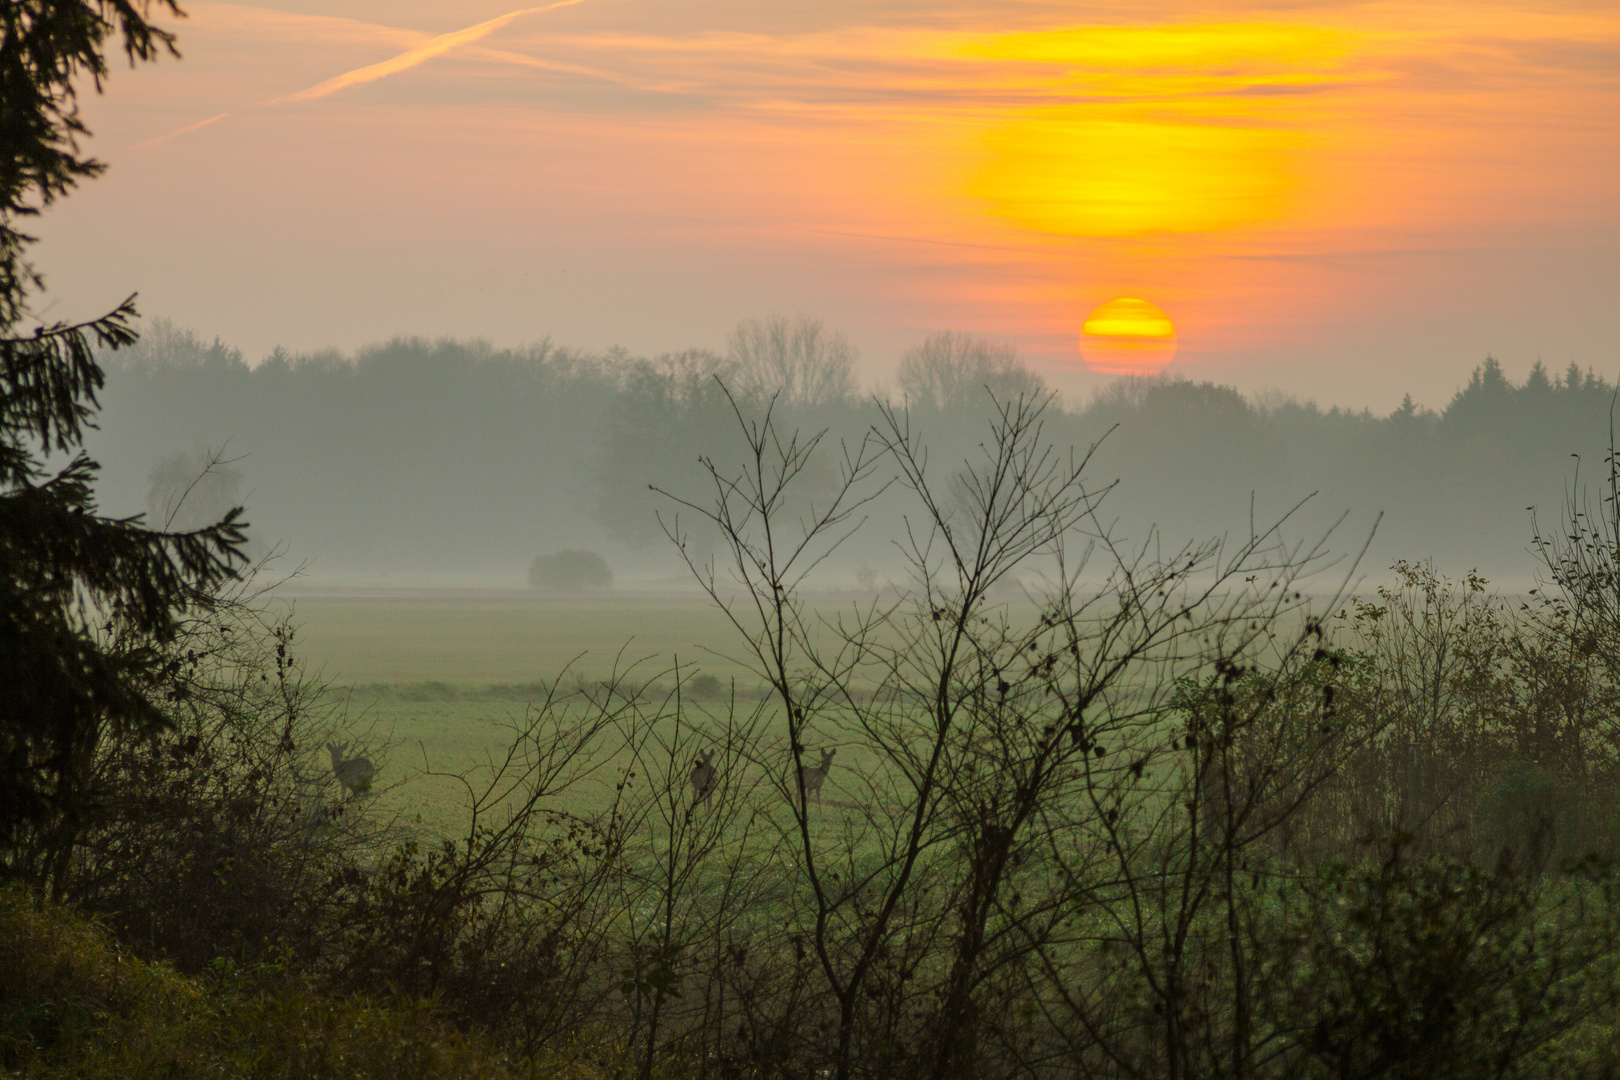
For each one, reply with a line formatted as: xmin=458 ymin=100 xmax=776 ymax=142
xmin=0 ymin=0 xmax=247 ymax=892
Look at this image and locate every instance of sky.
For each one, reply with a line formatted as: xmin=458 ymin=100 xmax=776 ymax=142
xmin=30 ymin=0 xmax=1620 ymax=411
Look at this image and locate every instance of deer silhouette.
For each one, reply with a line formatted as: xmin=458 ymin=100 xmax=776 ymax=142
xmin=326 ymin=741 xmax=375 ymax=795
xmin=690 ymin=749 xmax=718 ymax=807
xmin=799 ymin=748 xmax=835 ymax=807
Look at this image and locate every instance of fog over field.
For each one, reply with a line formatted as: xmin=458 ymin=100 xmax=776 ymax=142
xmin=89 ymin=317 xmax=1618 ymax=589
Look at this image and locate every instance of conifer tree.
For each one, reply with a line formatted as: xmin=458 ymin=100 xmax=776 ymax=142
xmin=0 ymin=1 xmax=247 ymax=889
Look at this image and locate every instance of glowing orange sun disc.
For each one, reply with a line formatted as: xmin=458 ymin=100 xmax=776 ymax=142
xmin=1079 ymin=298 xmax=1177 ymax=375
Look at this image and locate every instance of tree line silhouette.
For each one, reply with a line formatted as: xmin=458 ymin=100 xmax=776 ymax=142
xmin=90 ymin=321 xmax=1617 ymax=581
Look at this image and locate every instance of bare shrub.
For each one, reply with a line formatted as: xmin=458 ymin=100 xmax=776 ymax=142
xmin=42 ymin=564 xmax=386 ymax=974
xmin=1294 ymin=557 xmax=1620 ymax=867
xmin=320 ymin=669 xmax=638 ymax=1052
xmin=655 ymin=381 xmax=1361 ymax=1079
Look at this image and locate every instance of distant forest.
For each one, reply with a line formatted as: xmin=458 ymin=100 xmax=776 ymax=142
xmin=89 ymin=318 xmax=1620 ymax=584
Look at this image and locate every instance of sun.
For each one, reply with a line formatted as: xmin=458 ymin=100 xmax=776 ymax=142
xmin=1079 ymin=298 xmax=1178 ymax=375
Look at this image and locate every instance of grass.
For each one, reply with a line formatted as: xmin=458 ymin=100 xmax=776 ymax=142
xmin=285 ymin=590 xmax=773 ymax=832
xmin=285 ymin=592 xmax=762 ymax=687
xmin=290 ymin=589 xmax=940 ymax=828
xmin=287 ymin=589 xmax=1167 ymax=859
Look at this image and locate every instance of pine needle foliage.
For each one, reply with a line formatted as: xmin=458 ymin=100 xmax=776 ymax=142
xmin=0 ymin=1 xmax=248 ymax=887
xmin=0 ymin=0 xmax=181 ymax=321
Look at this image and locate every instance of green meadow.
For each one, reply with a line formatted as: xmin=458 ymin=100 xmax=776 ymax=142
xmin=285 ymin=586 xmax=993 ymax=834
xmin=280 ymin=589 xmax=756 ymax=820
xmin=286 ymin=590 xmax=758 ymax=686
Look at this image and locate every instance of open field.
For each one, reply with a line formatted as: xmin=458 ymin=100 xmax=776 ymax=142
xmin=284 ymin=583 xmax=1071 ymax=689
xmin=285 ymin=587 xmax=910 ymax=832
xmin=280 ymin=583 xmax=1343 ymax=836
xmin=280 ymin=588 xmax=754 ymax=828
xmin=284 ymin=588 xmax=762 ymax=687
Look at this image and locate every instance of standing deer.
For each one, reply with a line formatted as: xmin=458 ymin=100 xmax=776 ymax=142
xmin=690 ymin=749 xmax=718 ymax=807
xmin=799 ymin=748 xmax=835 ymax=807
xmin=326 ymin=741 xmax=375 ymax=795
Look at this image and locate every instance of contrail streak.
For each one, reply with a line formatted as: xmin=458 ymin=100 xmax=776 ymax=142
xmin=130 ymin=111 xmax=230 ymax=149
xmin=272 ymin=0 xmax=590 ymax=105
xmin=132 ymin=0 xmax=591 ymax=151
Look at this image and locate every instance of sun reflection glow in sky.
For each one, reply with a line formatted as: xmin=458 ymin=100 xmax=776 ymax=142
xmin=962 ymin=23 xmax=1362 ymax=237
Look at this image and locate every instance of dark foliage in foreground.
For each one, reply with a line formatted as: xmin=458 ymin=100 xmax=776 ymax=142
xmin=1 ymin=886 xmax=552 ymax=1079
xmin=1 ymin=0 xmax=248 ymax=896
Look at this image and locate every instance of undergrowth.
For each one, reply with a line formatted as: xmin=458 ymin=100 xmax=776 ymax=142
xmin=0 ymin=887 xmax=600 ymax=1080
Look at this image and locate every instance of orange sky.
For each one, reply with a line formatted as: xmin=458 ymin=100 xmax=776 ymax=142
xmin=32 ymin=0 xmax=1620 ymax=409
